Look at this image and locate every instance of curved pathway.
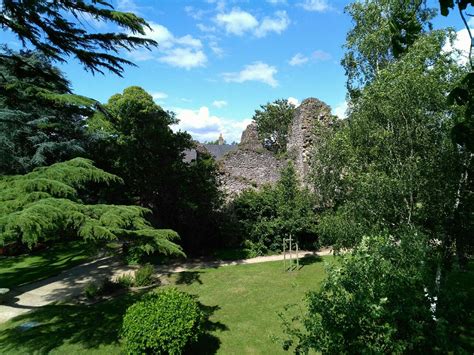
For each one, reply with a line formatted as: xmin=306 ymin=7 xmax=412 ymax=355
xmin=0 ymin=249 xmax=332 ymax=323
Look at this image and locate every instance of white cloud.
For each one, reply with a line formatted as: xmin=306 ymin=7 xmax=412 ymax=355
xmin=215 ymin=9 xmax=290 ymax=37
xmin=171 ymin=106 xmax=251 ymax=142
xmin=117 ymin=0 xmax=140 ymax=13
xmin=174 ymin=34 xmax=202 ymax=48
xmin=289 ymin=53 xmax=309 ymax=66
xmin=215 ymin=9 xmax=258 ymax=36
xmin=267 ymin=0 xmax=287 ymax=4
xmin=159 ymin=47 xmax=207 ymax=69
xmin=443 ymin=28 xmax=472 ymax=66
xmin=222 ymin=62 xmax=278 ymax=87
xmin=151 ymin=92 xmax=168 ymax=100
xmin=209 ymin=41 xmax=224 ymax=57
xmin=128 ymin=22 xmax=207 ymax=69
xmin=287 ymin=97 xmax=299 ymax=107
xmin=298 ymin=0 xmax=331 ymax=12
xmin=313 ymin=49 xmax=331 ymax=61
xmin=197 ymin=23 xmax=216 ymax=32
xmin=212 ymin=100 xmax=228 ymax=108
xmin=255 ymin=11 xmax=290 ymax=38
xmin=333 ymin=101 xmax=348 ymax=119
xmin=184 ymin=5 xmax=206 ymax=20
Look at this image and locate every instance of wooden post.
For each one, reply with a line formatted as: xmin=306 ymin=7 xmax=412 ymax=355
xmin=288 ymin=234 xmax=292 ymax=270
xmin=283 ymin=237 xmax=286 ymax=271
xmin=296 ymin=242 xmax=299 ymax=269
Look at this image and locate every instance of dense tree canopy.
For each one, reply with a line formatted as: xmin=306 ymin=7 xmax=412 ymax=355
xmin=316 ymin=31 xmax=466 ymax=251
xmin=283 ymin=2 xmax=473 ymax=352
xmin=0 ymin=51 xmax=96 ymax=174
xmin=342 ymin=0 xmax=435 ymax=99
xmin=232 ymin=163 xmax=318 ymax=256
xmin=88 ymin=87 xmax=223 ymax=254
xmin=0 ymin=158 xmax=184 ymax=260
xmin=0 ymin=0 xmax=157 ymax=76
xmin=252 ymin=99 xmax=296 ymax=154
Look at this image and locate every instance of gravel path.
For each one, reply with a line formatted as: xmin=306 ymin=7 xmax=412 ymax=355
xmin=0 ymin=248 xmax=332 ymax=323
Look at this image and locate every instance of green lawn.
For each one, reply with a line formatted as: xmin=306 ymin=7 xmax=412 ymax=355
xmin=0 ymin=241 xmax=92 ymax=289
xmin=0 ymin=256 xmax=330 ymax=354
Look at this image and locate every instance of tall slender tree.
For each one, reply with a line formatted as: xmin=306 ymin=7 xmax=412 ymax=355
xmin=342 ymin=0 xmax=435 ymax=100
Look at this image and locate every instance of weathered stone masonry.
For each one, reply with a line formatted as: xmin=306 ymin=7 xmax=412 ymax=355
xmin=185 ymin=97 xmax=333 ymax=197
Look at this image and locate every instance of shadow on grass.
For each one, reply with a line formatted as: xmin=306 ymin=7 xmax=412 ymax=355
xmin=186 ymin=304 xmax=228 ymax=355
xmin=0 ymin=292 xmax=141 ymax=353
xmin=1 ymin=291 xmax=228 ymax=354
xmin=0 ymin=241 xmax=92 ymax=289
xmin=283 ymin=255 xmax=323 ymax=272
xmin=175 ymin=271 xmax=203 ymax=285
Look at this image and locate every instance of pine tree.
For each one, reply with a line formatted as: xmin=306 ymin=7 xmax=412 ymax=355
xmin=0 ymin=0 xmax=157 ymax=76
xmin=0 ymin=158 xmax=184 ymax=260
xmin=0 ymin=51 xmax=97 ymax=174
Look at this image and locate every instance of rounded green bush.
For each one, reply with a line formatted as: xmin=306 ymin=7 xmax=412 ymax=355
xmin=121 ymin=288 xmax=204 ymax=354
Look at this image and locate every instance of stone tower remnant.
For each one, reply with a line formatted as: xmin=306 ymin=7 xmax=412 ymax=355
xmin=286 ymin=97 xmax=332 ymax=186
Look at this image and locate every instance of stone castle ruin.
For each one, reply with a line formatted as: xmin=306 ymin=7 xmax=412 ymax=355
xmin=185 ymin=97 xmax=333 ymax=197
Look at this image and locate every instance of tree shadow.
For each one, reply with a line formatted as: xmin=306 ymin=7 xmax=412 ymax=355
xmin=1 ymin=292 xmax=228 ymax=354
xmin=186 ymin=303 xmax=228 ymax=355
xmin=0 ymin=241 xmax=92 ymax=289
xmin=283 ymin=255 xmax=323 ymax=272
xmin=175 ymin=271 xmax=203 ymax=285
xmin=0 ymin=292 xmax=142 ymax=353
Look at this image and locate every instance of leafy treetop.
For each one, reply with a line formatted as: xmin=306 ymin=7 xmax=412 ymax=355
xmin=252 ymin=99 xmax=296 ymax=154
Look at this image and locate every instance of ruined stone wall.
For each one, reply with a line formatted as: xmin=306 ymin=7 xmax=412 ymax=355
xmin=215 ymin=98 xmax=332 ymax=197
xmin=219 ymin=123 xmax=283 ymax=196
xmin=286 ymin=98 xmax=332 ymax=186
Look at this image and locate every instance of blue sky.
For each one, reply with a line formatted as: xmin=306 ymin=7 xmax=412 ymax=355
xmin=1 ymin=0 xmax=467 ymax=142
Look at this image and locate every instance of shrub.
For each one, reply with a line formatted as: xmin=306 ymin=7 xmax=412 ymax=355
xmin=232 ymin=163 xmax=318 ymax=256
xmin=83 ymin=281 xmax=99 ymax=299
xmin=134 ymin=264 xmax=155 ymax=287
xmin=281 ymin=234 xmax=435 ymax=353
xmin=116 ymin=273 xmax=134 ymax=288
xmin=122 ymin=288 xmax=204 ymax=354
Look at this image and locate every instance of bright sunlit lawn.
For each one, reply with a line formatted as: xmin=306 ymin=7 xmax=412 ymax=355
xmin=0 ymin=256 xmax=330 ymax=354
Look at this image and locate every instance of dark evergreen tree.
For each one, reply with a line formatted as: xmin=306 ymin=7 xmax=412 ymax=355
xmin=0 ymin=0 xmax=157 ymax=76
xmin=0 ymin=51 xmax=97 ymax=174
xmin=0 ymin=158 xmax=184 ymax=261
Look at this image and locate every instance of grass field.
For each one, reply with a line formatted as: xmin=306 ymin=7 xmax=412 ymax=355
xmin=1 ymin=256 xmax=472 ymax=354
xmin=0 ymin=256 xmax=330 ymax=354
xmin=0 ymin=241 xmax=91 ymax=289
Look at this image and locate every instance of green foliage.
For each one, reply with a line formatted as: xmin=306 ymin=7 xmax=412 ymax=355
xmin=121 ymin=288 xmax=204 ymax=354
xmin=315 ymin=31 xmax=466 ymax=250
xmin=116 ymin=273 xmax=134 ymax=288
xmin=282 ymin=234 xmax=436 ymax=354
xmin=233 ymin=163 xmax=318 ymax=255
xmin=0 ymin=158 xmax=184 ymax=261
xmin=252 ymin=99 xmax=296 ymax=154
xmin=0 ymin=0 xmax=157 ymax=76
xmin=89 ymin=86 xmax=224 ymax=254
xmin=133 ymin=264 xmax=155 ymax=287
xmin=342 ymin=0 xmax=435 ymax=99
xmin=0 ymin=51 xmax=97 ymax=174
xmin=84 ymin=281 xmax=100 ymax=300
